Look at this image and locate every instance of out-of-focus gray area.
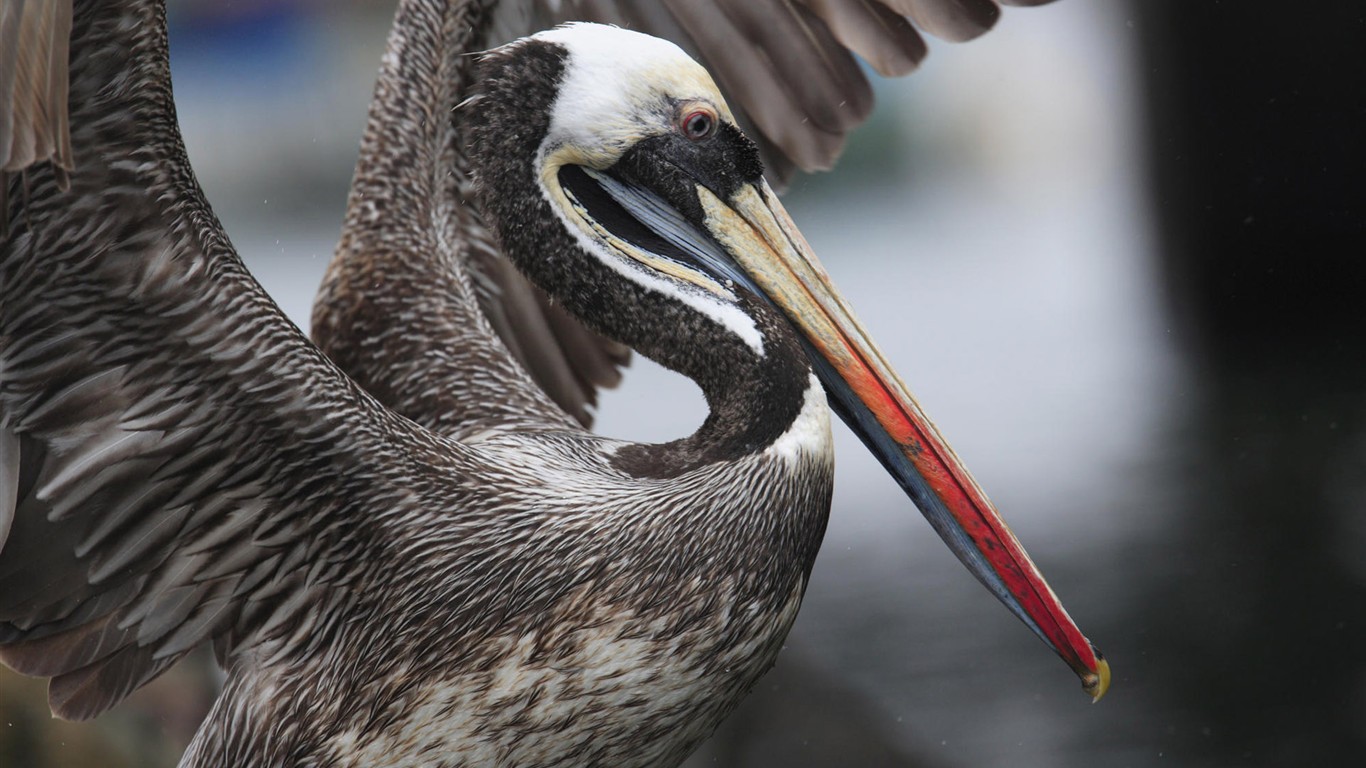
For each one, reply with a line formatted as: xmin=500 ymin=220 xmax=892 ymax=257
xmin=3 ymin=2 xmax=1363 ymax=767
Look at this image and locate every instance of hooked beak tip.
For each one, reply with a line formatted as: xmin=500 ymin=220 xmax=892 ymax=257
xmin=1081 ymin=652 xmax=1111 ymax=703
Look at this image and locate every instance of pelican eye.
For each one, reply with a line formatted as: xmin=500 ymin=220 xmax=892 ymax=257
xmin=680 ymin=109 xmax=717 ymax=141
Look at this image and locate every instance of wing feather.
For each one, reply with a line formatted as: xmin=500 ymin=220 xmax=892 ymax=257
xmin=1 ymin=1 xmax=454 ymax=721
xmin=0 ymin=0 xmax=73 ymax=179
xmin=890 ymin=0 xmax=1001 ymax=42
xmin=803 ymin=0 xmax=928 ymax=77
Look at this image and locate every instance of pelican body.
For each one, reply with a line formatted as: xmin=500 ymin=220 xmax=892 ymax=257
xmin=0 ymin=2 xmax=1105 ymax=766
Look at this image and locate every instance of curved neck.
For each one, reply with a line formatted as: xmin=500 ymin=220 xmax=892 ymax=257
xmin=464 ymin=41 xmax=814 ymax=475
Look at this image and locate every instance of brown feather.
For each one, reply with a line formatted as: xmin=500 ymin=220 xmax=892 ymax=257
xmin=802 ymin=0 xmax=928 ymax=77
xmin=0 ymin=0 xmax=73 ymax=177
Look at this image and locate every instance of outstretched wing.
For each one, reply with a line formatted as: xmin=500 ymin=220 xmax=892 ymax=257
xmin=314 ymin=0 xmax=1056 ymax=437
xmin=0 ymin=0 xmax=450 ymax=720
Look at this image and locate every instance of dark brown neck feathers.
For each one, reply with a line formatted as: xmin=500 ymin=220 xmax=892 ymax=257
xmin=464 ymin=39 xmax=814 ymax=478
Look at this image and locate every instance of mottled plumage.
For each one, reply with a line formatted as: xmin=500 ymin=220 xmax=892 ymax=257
xmin=0 ymin=1 xmax=1102 ymax=767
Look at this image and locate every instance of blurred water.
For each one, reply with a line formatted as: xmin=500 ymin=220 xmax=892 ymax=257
xmin=6 ymin=2 xmax=1364 ymax=767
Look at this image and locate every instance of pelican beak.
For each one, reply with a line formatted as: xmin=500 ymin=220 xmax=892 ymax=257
xmin=698 ymin=181 xmax=1109 ymax=701
xmin=559 ymin=157 xmax=1107 ymax=698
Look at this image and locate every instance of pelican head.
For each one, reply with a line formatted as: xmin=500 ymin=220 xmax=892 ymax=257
xmin=466 ymin=22 xmax=1108 ymax=701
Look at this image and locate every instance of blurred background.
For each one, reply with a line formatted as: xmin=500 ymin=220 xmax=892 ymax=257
xmin=3 ymin=1 xmax=1364 ymax=766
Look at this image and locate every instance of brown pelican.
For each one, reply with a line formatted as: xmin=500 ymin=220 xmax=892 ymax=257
xmin=1 ymin=1 xmax=1107 ymax=766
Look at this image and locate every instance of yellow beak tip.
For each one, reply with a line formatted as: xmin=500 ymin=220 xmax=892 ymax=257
xmin=1082 ymin=655 xmax=1112 ymax=703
